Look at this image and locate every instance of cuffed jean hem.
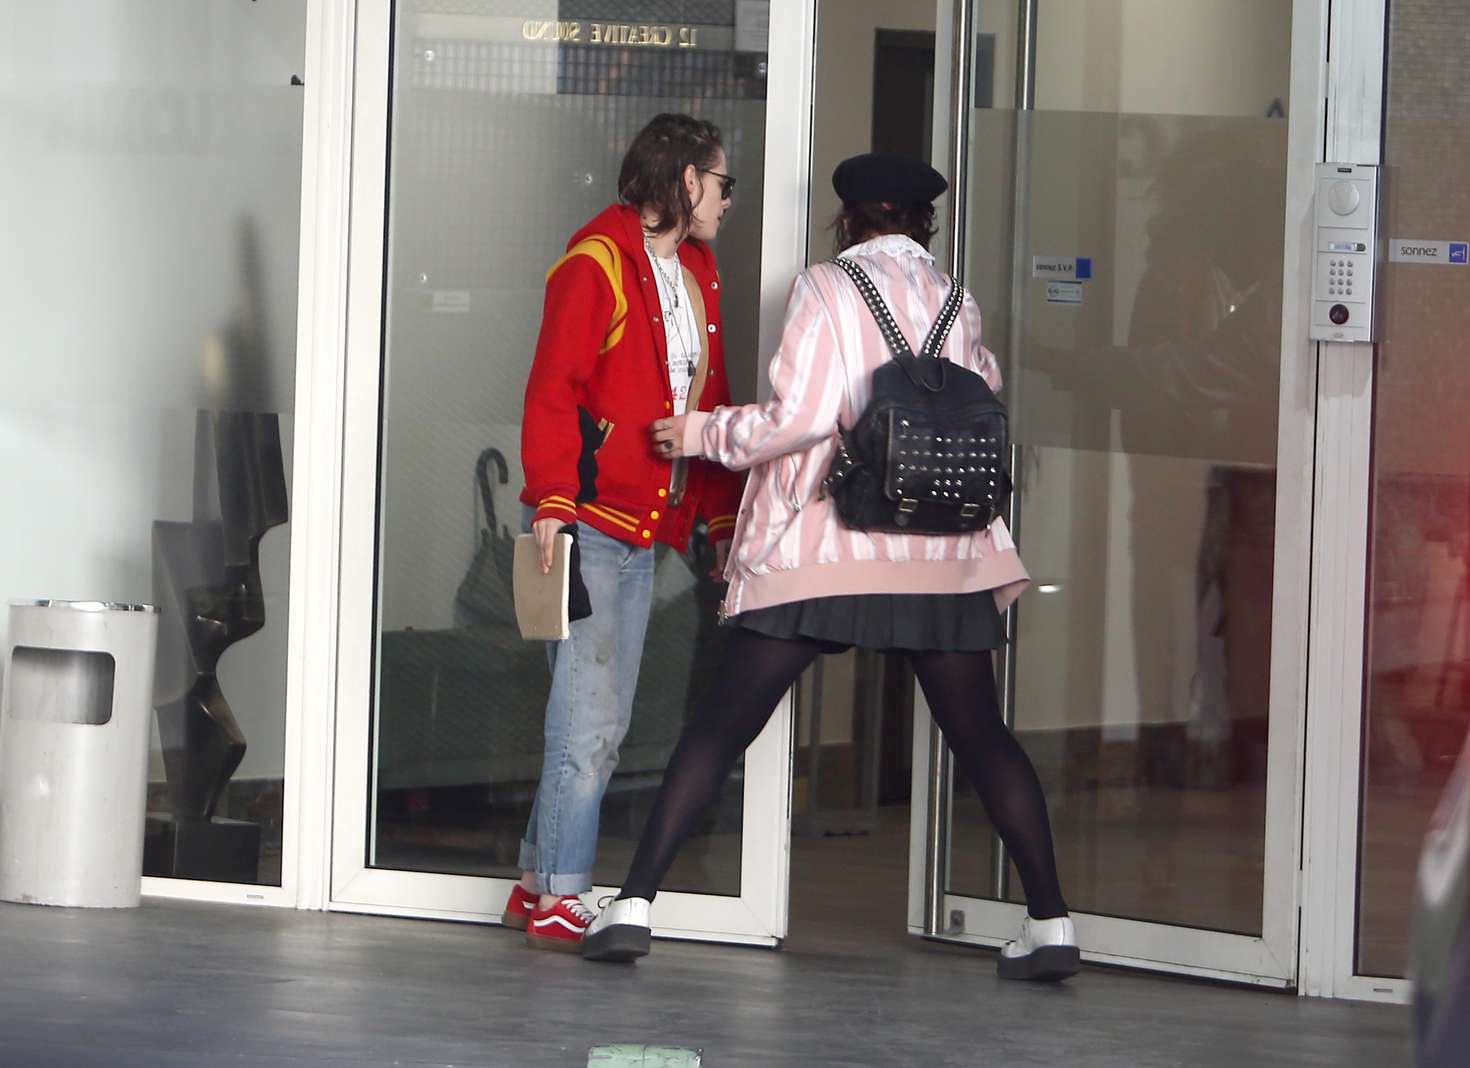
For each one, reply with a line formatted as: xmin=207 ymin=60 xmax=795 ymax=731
xmin=516 ymin=845 xmax=594 ymax=896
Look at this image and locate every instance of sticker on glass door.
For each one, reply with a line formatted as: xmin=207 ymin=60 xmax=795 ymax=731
xmin=1044 ymin=281 xmax=1083 ymax=305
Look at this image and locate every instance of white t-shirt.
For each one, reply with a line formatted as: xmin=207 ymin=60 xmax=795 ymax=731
xmin=647 ymin=251 xmax=701 ymax=416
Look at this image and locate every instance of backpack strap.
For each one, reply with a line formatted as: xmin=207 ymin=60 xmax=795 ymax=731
xmin=920 ymin=278 xmax=966 ymax=359
xmin=831 ymin=256 xmax=914 ymax=358
xmin=831 ymin=257 xmax=966 ymax=361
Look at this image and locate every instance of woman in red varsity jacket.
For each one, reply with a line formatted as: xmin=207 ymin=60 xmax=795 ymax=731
xmin=503 ymin=113 xmax=744 ymax=951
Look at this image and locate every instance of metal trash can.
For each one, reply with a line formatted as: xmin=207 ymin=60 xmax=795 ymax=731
xmin=0 ymin=600 xmax=159 ymax=908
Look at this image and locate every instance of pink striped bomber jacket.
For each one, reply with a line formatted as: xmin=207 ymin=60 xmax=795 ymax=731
xmin=680 ymin=233 xmax=1030 ymax=620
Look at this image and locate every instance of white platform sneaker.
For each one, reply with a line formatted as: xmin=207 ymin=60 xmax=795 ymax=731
xmin=997 ymin=916 xmax=1080 ymax=982
xmin=581 ymin=896 xmax=653 ymax=963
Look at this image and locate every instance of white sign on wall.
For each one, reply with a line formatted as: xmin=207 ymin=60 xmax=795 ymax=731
xmin=1387 ymin=239 xmax=1469 ymax=265
xmin=432 ymin=290 xmax=472 ymax=314
xmin=1033 ymin=256 xmax=1093 ymax=281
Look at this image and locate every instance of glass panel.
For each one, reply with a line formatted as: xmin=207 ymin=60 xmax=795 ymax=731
xmin=947 ymin=0 xmax=1289 ymax=934
xmin=790 ymin=650 xmax=909 ymax=838
xmin=371 ymin=3 xmax=770 ymax=896
xmin=0 ymin=2 xmax=304 ymax=886
xmin=1357 ymin=2 xmax=1470 ymax=978
xmin=793 ymin=1 xmax=938 ymax=882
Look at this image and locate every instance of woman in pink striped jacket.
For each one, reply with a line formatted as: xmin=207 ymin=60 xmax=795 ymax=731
xmin=584 ymin=153 xmax=1077 ymax=981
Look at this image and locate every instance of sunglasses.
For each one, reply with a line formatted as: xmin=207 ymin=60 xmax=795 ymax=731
xmin=700 ymin=168 xmax=737 ymax=200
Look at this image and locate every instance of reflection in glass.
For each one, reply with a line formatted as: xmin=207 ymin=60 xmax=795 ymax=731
xmin=948 ymin=0 xmax=1290 ymax=934
xmin=371 ymin=6 xmax=769 ymax=896
xmin=0 ymin=3 xmax=304 ymax=886
xmin=1357 ymin=1 xmax=1470 ymax=978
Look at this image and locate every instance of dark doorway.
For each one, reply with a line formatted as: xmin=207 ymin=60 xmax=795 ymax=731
xmin=872 ymin=30 xmax=936 ymax=161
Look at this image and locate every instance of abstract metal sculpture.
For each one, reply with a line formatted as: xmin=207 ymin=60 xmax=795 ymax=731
xmin=144 ymin=410 xmax=288 ymax=882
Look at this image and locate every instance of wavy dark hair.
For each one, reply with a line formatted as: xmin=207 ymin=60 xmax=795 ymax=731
xmin=831 ymin=201 xmax=938 ymax=255
xmin=618 ymin=113 xmax=724 ymax=236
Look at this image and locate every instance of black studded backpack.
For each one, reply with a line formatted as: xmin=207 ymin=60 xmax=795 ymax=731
xmin=821 ymin=257 xmax=1012 ymax=535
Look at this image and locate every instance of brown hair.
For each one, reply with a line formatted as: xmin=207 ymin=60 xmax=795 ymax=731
xmin=618 ymin=113 xmax=724 ymax=236
xmin=831 ymin=201 xmax=938 ymax=255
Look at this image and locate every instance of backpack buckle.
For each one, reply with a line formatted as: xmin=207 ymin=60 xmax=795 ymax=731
xmin=960 ymin=503 xmax=981 ymax=518
xmin=897 ymin=498 xmax=918 ymax=514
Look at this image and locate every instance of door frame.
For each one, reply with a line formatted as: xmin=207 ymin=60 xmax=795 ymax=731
xmin=314 ymin=0 xmax=818 ymax=944
xmin=1298 ymin=0 xmax=1411 ymax=1005
xmin=908 ymin=0 xmax=1333 ymax=988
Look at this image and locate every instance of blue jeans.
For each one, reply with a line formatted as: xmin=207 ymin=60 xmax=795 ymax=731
xmin=518 ymin=516 xmax=656 ymax=895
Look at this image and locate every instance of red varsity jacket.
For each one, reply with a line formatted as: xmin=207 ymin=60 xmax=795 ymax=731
xmin=520 ymin=204 xmax=743 ymax=550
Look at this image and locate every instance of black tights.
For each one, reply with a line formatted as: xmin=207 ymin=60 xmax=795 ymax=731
xmin=618 ymin=629 xmax=1068 ymax=920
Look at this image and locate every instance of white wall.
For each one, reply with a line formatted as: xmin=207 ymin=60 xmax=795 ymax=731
xmin=1036 ymin=0 xmax=1292 ymax=118
xmin=0 ymin=1 xmax=305 ymax=781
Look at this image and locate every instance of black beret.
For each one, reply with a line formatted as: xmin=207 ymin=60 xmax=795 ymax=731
xmin=832 ymin=152 xmax=948 ymax=206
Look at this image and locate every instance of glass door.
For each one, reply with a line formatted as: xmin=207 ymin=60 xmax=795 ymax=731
xmin=1356 ymin=1 xmax=1470 ymax=980
xmin=910 ymin=0 xmax=1322 ymax=983
xmin=329 ymin=0 xmax=813 ymax=944
xmin=1301 ymin=0 xmax=1470 ymax=1002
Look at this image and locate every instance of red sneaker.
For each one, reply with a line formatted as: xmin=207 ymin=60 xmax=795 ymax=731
xmin=526 ymin=895 xmax=594 ymax=953
xmin=503 ymin=883 xmax=538 ymax=932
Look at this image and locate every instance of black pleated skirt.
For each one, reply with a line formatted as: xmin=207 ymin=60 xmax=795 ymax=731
xmin=730 ymin=590 xmax=1007 ymax=654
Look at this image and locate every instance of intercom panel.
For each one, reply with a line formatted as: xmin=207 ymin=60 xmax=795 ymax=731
xmin=1310 ymin=163 xmax=1379 ymax=343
